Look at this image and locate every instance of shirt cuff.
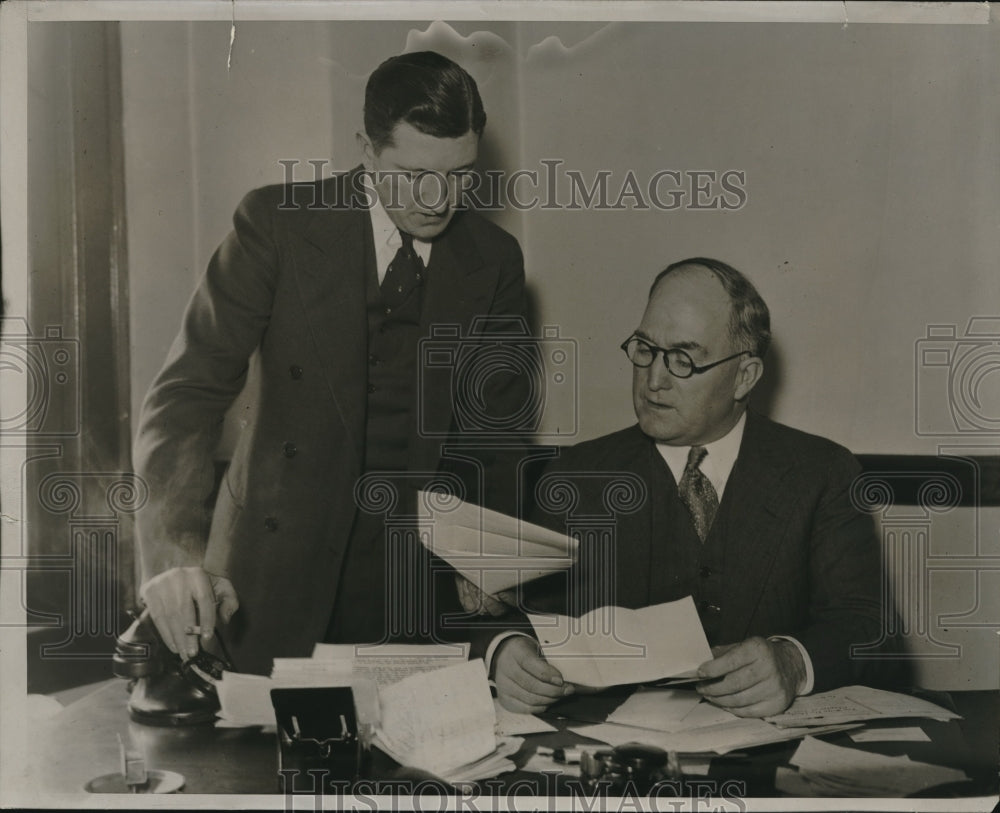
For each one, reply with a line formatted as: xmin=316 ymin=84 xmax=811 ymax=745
xmin=768 ymin=635 xmax=815 ymax=696
xmin=484 ymin=630 xmax=534 ymax=678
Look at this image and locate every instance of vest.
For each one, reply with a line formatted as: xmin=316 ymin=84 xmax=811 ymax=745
xmin=363 ymin=241 xmax=425 ymax=473
xmin=644 ymin=451 xmax=730 ymax=644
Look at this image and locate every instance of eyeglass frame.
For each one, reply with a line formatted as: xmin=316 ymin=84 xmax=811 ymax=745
xmin=620 ymin=334 xmax=752 ymax=379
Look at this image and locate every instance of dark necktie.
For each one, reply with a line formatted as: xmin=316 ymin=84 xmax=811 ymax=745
xmin=677 ymin=445 xmax=719 ymax=542
xmin=380 ymin=231 xmax=424 ymax=310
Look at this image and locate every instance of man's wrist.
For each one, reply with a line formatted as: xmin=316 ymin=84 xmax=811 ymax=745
xmin=484 ymin=631 xmax=533 ymax=679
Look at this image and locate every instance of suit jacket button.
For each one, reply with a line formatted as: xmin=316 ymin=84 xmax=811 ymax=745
xmin=700 ymin=566 xmax=713 ymax=578
xmin=367 ymin=384 xmax=376 ymax=394
xmin=283 ymin=442 xmax=297 ymax=458
xmin=264 ymin=516 xmax=279 ymax=532
xmin=289 ymin=365 xmax=303 ymax=380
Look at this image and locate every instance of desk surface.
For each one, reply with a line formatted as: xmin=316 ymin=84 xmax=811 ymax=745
xmin=24 ymin=680 xmax=1000 ymax=800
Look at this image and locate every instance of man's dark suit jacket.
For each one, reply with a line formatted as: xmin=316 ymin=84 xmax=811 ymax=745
xmin=512 ymin=412 xmax=892 ymax=694
xmin=133 ymin=169 xmax=529 ymax=674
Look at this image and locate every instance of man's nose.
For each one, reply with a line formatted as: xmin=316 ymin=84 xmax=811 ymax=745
xmin=646 ymin=353 xmax=674 ymax=390
xmin=417 ymin=173 xmax=451 ymax=214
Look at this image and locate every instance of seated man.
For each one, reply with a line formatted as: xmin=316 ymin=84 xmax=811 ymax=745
xmin=490 ymin=257 xmax=893 ymax=718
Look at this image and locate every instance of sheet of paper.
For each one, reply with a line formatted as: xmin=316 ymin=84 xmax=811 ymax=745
xmin=528 ymin=597 xmax=712 ymax=687
xmin=606 ymin=687 xmax=704 ymax=732
xmin=417 ymin=491 xmax=577 ymax=592
xmin=375 ymin=659 xmax=496 ymax=776
xmin=493 ymin=700 xmax=558 ymax=736
xmin=848 ymin=725 xmax=931 ymax=743
xmin=419 ymin=491 xmax=575 ymax=549
xmin=787 ymin=735 xmax=969 ymax=796
xmin=571 ymin=718 xmax=857 ymax=755
xmin=765 ymin=685 xmax=960 ymax=728
xmin=217 ymin=672 xmax=279 ymax=726
xmin=309 ymin=642 xmax=469 ymax=688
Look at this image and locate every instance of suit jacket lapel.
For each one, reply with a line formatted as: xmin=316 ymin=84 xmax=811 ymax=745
xmin=292 ymin=171 xmax=370 ymax=468
xmin=718 ymin=412 xmax=795 ymax=641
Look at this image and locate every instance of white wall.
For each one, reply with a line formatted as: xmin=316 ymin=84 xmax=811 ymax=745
xmin=120 ymin=20 xmax=999 ymax=689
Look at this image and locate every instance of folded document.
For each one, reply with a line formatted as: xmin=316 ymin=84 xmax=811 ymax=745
xmin=418 ymin=491 xmax=577 ymax=594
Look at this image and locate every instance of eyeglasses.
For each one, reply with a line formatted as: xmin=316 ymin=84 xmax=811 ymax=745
xmin=620 ymin=335 xmax=750 ymax=379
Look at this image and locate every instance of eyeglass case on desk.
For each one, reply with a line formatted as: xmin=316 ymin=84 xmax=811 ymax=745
xmin=271 ymin=686 xmax=365 ymax=793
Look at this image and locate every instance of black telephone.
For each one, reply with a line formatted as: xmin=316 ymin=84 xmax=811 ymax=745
xmin=113 ymin=608 xmax=233 ymax=726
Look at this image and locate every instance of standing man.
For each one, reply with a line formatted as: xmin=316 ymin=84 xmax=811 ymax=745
xmin=134 ymin=51 xmax=531 ymax=676
xmin=492 ymin=258 xmax=895 ymax=717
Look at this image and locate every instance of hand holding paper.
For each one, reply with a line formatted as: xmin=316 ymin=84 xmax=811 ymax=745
xmin=695 ymin=636 xmax=806 ymax=717
xmin=494 ymin=636 xmax=574 ymax=714
xmin=528 ymin=597 xmax=712 ymax=688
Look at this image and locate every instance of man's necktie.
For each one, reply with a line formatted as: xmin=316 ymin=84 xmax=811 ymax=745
xmin=677 ymin=445 xmax=719 ymax=542
xmin=380 ymin=231 xmax=424 ymax=310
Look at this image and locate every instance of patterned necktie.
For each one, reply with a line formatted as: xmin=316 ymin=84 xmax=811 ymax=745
xmin=380 ymin=231 xmax=424 ymax=310
xmin=677 ymin=445 xmax=719 ymax=542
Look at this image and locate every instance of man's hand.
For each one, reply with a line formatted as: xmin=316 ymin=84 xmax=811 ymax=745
xmin=139 ymin=566 xmax=239 ymax=659
xmin=694 ymin=636 xmax=805 ymax=718
xmin=493 ymin=636 xmax=574 ymax=714
xmin=455 ymin=575 xmax=517 ymax=617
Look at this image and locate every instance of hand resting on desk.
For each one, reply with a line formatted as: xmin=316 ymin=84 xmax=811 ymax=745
xmin=695 ymin=636 xmax=806 ymax=718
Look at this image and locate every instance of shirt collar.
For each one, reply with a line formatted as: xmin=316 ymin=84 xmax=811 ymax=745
xmin=655 ymin=412 xmax=747 ymax=500
xmin=368 ymin=195 xmax=432 ymax=270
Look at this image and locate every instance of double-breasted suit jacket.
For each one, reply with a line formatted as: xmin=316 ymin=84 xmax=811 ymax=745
xmin=133 ymin=168 xmax=530 ymax=674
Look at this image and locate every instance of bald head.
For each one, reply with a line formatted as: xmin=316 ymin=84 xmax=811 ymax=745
xmin=631 ymin=259 xmax=767 ymax=446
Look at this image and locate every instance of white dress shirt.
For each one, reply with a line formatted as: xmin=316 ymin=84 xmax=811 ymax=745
xmin=368 ymin=195 xmax=432 ymax=283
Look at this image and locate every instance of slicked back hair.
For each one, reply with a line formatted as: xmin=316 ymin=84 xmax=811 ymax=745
xmin=364 ymin=51 xmax=486 ymax=152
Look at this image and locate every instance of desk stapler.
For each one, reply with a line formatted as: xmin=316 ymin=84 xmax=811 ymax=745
xmin=271 ymin=687 xmax=366 ymax=794
xmin=112 ymin=608 xmax=232 ymax=726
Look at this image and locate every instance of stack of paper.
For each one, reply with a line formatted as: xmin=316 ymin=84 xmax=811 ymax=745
xmin=218 ymin=646 xmax=522 ymax=784
xmin=418 ymin=491 xmax=577 ymax=594
xmin=775 ymin=736 xmax=969 ymax=796
xmin=528 ymin=597 xmax=713 ymax=687
xmin=765 ymin=685 xmax=960 ymax=728
xmin=372 ymin=660 xmax=520 ymax=783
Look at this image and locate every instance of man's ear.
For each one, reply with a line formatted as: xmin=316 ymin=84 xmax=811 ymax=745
xmin=734 ymin=356 xmax=764 ymax=401
xmin=356 ymin=131 xmax=375 ymax=170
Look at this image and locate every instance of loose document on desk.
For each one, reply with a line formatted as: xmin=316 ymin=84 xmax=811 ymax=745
xmin=418 ymin=491 xmax=577 ymax=594
xmin=571 ymin=688 xmax=858 ymax=755
xmin=528 ymin=596 xmax=713 ymax=687
xmin=775 ymin=735 xmax=969 ymax=796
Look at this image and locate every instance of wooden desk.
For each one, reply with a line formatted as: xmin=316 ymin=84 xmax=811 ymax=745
xmin=26 ymin=680 xmax=999 ymax=800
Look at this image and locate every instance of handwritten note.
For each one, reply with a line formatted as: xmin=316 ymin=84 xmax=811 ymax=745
xmin=373 ymin=659 xmax=496 ymax=775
